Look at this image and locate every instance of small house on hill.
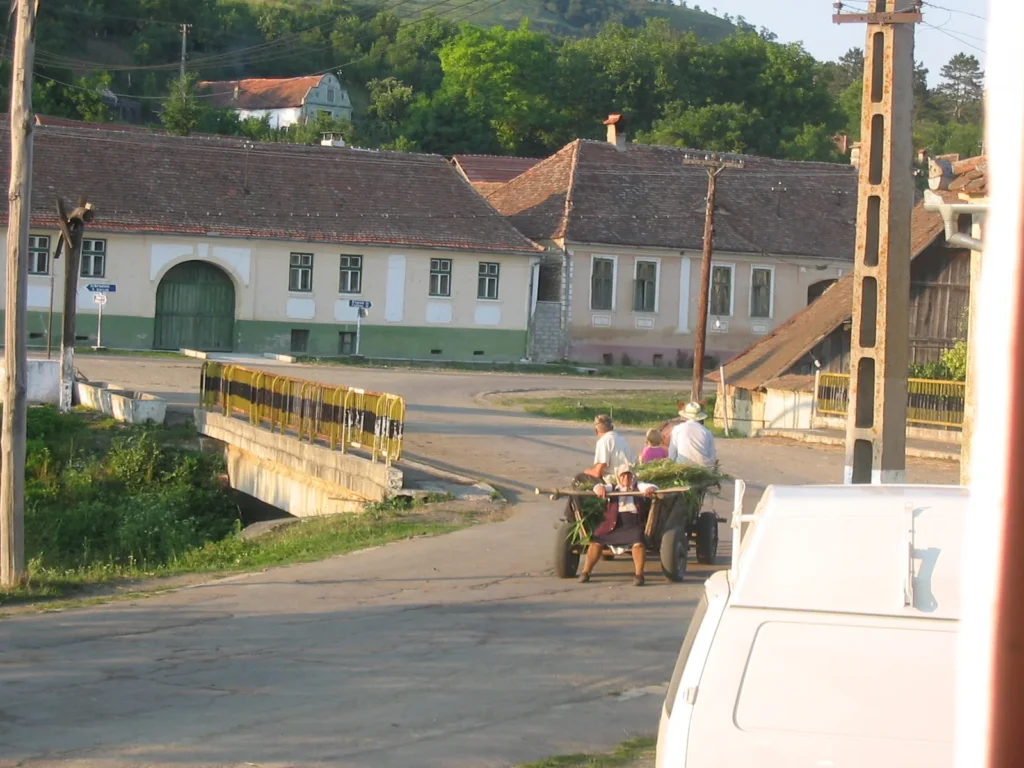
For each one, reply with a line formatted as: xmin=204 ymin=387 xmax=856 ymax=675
xmin=485 ymin=114 xmax=859 ymax=366
xmin=450 ymin=155 xmax=539 ymax=196
xmin=198 ymin=74 xmax=352 ymax=129
xmin=708 ymin=198 xmax=971 ymax=435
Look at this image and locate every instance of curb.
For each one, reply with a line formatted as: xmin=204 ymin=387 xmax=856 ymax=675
xmin=756 ymin=429 xmax=958 ymax=462
xmin=398 ymin=456 xmax=500 ymax=498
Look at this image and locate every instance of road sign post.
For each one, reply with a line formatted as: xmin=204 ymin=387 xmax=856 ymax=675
xmin=349 ymin=300 xmax=371 ymax=357
xmin=93 ymin=292 xmax=107 ymax=349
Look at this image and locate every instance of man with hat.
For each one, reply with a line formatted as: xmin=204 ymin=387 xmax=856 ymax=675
xmin=578 ymin=463 xmax=657 ymax=586
xmin=668 ymin=401 xmax=718 ymax=468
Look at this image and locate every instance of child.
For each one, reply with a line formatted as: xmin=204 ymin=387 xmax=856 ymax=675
xmin=639 ymin=428 xmax=668 ymax=464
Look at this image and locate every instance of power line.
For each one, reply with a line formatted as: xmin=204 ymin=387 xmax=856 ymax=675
xmin=922 ymin=1 xmax=987 ymax=21
xmin=921 ymin=20 xmax=986 ymax=53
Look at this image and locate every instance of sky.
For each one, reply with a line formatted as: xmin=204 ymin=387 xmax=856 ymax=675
xmin=701 ymin=0 xmax=988 ymax=85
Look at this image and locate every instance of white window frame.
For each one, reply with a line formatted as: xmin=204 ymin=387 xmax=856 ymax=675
xmin=632 ymin=257 xmax=661 ymax=313
xmin=589 ymin=254 xmax=618 ymax=311
xmin=80 ymin=238 xmax=106 ymax=278
xmin=708 ymin=261 xmax=735 ymax=317
xmin=289 ymin=252 xmax=314 ymax=293
xmin=339 ymin=254 xmax=362 ymax=294
xmin=477 ymin=261 xmax=500 ymax=301
xmin=429 ymin=258 xmax=452 ymax=298
xmin=749 ymin=264 xmax=775 ymax=319
xmin=28 ymin=234 xmax=49 ymax=275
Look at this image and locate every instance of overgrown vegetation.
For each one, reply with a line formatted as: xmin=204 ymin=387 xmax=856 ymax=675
xmin=8 ymin=1 xmax=982 ymax=161
xmin=509 ymin=390 xmax=724 ymax=434
xmin=909 ymin=340 xmax=968 ymax=382
xmin=516 ymin=736 xmax=655 ymax=767
xmin=3 ymin=407 xmax=471 ymax=605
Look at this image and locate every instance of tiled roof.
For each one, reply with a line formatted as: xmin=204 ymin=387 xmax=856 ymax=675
xmin=487 ymin=140 xmax=858 ymax=258
xmin=949 ymin=155 xmax=987 ymax=196
xmin=710 ymin=200 xmax=951 ymax=391
xmin=198 ymin=76 xmax=322 ymax=110
xmin=0 ymin=123 xmax=542 ymax=254
xmin=34 ymin=115 xmax=156 ymax=132
xmin=451 ymin=154 xmax=539 ymax=185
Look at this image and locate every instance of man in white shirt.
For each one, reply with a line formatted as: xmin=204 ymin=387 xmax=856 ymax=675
xmin=668 ymin=402 xmax=718 ymax=468
xmin=583 ymin=413 xmax=636 ymax=485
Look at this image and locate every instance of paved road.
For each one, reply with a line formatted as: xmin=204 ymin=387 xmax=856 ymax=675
xmin=0 ymin=358 xmax=959 ymax=767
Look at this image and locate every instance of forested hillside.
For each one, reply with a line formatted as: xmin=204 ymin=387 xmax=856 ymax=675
xmin=6 ymin=0 xmax=984 ymax=163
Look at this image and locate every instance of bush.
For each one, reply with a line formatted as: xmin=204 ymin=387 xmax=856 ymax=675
xmin=908 ymin=341 xmax=968 ymax=382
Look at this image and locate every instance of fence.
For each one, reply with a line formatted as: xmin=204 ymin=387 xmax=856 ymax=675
xmin=814 ymin=372 xmax=964 ymax=428
xmin=199 ymin=362 xmax=406 ymax=464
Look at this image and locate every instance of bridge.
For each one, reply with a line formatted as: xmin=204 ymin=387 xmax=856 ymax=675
xmin=196 ymin=362 xmax=407 ymax=516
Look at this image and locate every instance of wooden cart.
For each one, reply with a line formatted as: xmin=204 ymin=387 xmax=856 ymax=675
xmin=542 ymin=484 xmax=720 ymax=582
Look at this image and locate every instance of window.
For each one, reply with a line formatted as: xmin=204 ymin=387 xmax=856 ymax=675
xmin=430 ymin=258 xmax=451 ymax=297
xmin=709 ymin=264 xmax=733 ymax=316
xmin=289 ymin=253 xmax=313 ymax=292
xmin=591 ymin=257 xmax=615 ymax=310
xmin=80 ymin=239 xmax=106 ymax=278
xmin=339 ymin=254 xmax=362 ymax=293
xmin=478 ymin=262 xmax=500 ymax=300
xmin=327 ymin=87 xmax=336 ymax=103
xmin=28 ymin=235 xmax=49 ymax=275
xmin=290 ymin=329 xmax=309 ymax=354
xmin=750 ymin=266 xmax=774 ymax=318
xmin=633 ymin=260 xmax=658 ymax=312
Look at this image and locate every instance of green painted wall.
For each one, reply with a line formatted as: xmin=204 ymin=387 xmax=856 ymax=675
xmin=234 ymin=320 xmax=528 ymax=361
xmin=5 ymin=312 xmax=527 ymax=362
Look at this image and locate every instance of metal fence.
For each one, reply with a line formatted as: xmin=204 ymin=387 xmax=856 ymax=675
xmin=814 ymin=372 xmax=964 ymax=428
xmin=200 ymin=362 xmax=406 ymax=464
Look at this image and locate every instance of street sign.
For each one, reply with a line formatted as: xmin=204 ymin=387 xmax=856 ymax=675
xmin=348 ymin=299 xmax=372 ymax=309
xmin=92 ymin=294 xmax=107 ymax=305
xmin=87 ymin=284 xmax=116 ymax=293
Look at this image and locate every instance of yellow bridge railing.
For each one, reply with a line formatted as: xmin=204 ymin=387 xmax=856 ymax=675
xmin=199 ymin=362 xmax=405 ymax=464
xmin=815 ymin=372 xmax=964 ymax=428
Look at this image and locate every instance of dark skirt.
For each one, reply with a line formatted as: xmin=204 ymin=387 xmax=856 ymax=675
xmin=592 ymin=511 xmax=645 ymax=547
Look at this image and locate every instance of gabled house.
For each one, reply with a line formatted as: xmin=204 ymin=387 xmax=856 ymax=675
xmin=0 ymin=122 xmax=542 ymax=360
xmin=198 ymin=74 xmax=352 ymax=129
xmin=450 ymin=154 xmax=539 ymax=196
xmin=486 ymin=116 xmax=859 ymax=366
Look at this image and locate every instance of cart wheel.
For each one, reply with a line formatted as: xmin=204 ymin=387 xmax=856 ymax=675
xmin=660 ymin=525 xmax=688 ymax=583
xmin=554 ymin=521 xmax=581 ymax=578
xmin=696 ymin=511 xmax=719 ymax=565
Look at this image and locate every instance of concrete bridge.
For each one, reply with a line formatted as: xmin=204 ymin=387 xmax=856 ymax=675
xmin=195 ymin=362 xmax=406 ymax=516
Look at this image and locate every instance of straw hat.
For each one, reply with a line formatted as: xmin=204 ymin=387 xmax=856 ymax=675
xmin=678 ymin=401 xmax=708 ymax=421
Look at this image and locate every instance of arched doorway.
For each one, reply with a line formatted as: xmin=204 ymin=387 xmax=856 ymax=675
xmin=154 ymin=261 xmax=235 ymax=351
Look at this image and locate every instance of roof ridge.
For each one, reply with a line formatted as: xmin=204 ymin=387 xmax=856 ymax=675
xmin=576 ymin=138 xmax=855 ymax=170
xmin=557 ymin=139 xmax=582 ymax=241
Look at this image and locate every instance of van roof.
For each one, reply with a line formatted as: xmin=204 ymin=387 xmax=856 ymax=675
xmin=730 ymin=484 xmax=967 ymax=620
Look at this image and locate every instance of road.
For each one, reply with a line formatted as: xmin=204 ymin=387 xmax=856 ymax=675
xmin=0 ymin=357 xmax=959 ymax=767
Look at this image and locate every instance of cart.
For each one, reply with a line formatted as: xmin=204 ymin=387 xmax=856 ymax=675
xmin=541 ymin=482 xmax=721 ymax=582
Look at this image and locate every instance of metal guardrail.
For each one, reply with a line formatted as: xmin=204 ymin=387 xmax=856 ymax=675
xmin=815 ymin=372 xmax=964 ymax=428
xmin=199 ymin=362 xmax=405 ymax=464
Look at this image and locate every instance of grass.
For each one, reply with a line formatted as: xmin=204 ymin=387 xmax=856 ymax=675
xmin=300 ymin=355 xmax=693 ymax=381
xmin=25 ymin=346 xmax=186 ymax=359
xmin=505 ymin=390 xmax=728 ymax=436
xmin=517 ymin=737 xmax=655 ymax=768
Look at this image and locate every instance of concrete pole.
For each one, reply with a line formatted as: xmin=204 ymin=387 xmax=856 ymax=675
xmin=835 ymin=0 xmax=920 ymax=484
xmin=961 ymin=226 xmax=983 ymax=485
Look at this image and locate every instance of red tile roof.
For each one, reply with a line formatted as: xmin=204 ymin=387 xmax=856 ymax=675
xmin=709 ymin=200 xmax=953 ymax=391
xmin=486 ymin=140 xmax=859 ymax=257
xmin=0 ymin=123 xmax=541 ymax=254
xmin=451 ymin=154 xmax=539 ymax=185
xmin=198 ymin=76 xmax=323 ymax=110
xmin=949 ymin=155 xmax=987 ymax=196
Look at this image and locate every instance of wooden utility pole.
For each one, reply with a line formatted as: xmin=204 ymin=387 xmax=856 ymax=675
xmin=1 ymin=0 xmax=37 ymax=587
xmin=834 ymin=0 xmax=920 ymax=484
xmin=56 ymin=198 xmax=94 ymax=413
xmin=45 ymin=236 xmax=61 ymax=359
xmin=683 ymin=153 xmax=743 ymax=402
xmin=179 ymin=23 xmax=191 ymax=81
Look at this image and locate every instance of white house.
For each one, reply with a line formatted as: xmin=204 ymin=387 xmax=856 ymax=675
xmin=198 ymin=73 xmax=353 ymax=129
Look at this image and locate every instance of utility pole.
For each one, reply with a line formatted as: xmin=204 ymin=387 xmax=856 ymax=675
xmin=179 ymin=23 xmax=191 ymax=82
xmin=1 ymin=0 xmax=37 ymax=587
xmin=56 ymin=198 xmax=95 ymax=413
xmin=45 ymin=237 xmax=61 ymax=359
xmin=682 ymin=153 xmax=743 ymax=402
xmin=834 ymin=0 xmax=921 ymax=484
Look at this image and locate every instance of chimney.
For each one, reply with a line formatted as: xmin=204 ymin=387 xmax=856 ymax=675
xmin=603 ymin=113 xmax=626 ymax=151
xmin=321 ymin=132 xmax=346 ymax=148
xmin=850 ymin=141 xmax=861 ymax=169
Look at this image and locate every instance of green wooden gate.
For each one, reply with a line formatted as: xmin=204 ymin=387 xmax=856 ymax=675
xmin=154 ymin=261 xmax=235 ymax=351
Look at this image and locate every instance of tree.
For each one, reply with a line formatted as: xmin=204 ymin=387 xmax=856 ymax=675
xmin=937 ymin=53 xmax=984 ymax=122
xmin=364 ymin=77 xmax=414 ymax=145
xmin=636 ymin=102 xmax=763 ymax=153
xmin=161 ymin=74 xmax=203 ymax=136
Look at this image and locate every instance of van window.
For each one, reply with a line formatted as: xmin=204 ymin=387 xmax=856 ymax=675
xmin=664 ymin=594 xmax=709 ymax=718
xmin=735 ymin=621 xmax=955 ymax=742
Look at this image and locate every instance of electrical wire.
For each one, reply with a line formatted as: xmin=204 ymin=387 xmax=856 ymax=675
xmin=921 ymin=1 xmax=987 ymax=21
xmin=921 ymin=20 xmax=987 ymax=53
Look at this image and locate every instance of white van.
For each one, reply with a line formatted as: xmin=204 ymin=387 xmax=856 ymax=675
xmin=656 ymin=482 xmax=967 ymax=768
